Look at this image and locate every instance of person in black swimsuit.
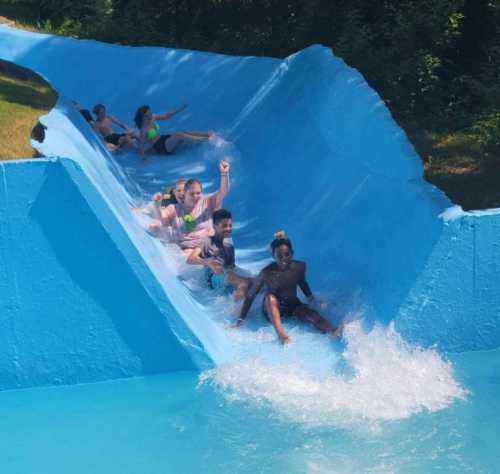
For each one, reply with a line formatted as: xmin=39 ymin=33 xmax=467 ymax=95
xmin=235 ymin=231 xmax=342 ymax=344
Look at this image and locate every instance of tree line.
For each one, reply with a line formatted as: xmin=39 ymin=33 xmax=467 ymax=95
xmin=1 ymin=0 xmax=499 ymax=154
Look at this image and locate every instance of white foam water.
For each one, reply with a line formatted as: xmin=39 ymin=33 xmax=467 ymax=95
xmin=199 ymin=321 xmax=467 ymax=427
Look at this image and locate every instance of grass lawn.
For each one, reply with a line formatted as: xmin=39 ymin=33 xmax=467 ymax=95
xmin=0 ymin=62 xmax=57 ymax=160
xmin=409 ymin=126 xmax=500 ymax=210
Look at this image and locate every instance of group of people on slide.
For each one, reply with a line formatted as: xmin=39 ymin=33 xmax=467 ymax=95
xmin=82 ymin=103 xmax=342 ymax=344
xmin=80 ymin=103 xmax=213 ymax=158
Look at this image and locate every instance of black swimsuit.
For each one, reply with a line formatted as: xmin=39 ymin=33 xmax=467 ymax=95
xmin=262 ymin=296 xmax=307 ymax=320
xmin=152 ymin=134 xmax=173 ymax=154
xmin=104 ymin=133 xmax=126 ymax=146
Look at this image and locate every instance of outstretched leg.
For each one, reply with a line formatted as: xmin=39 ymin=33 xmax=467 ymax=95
xmin=293 ymin=305 xmax=342 ymax=337
xmin=164 ymin=131 xmax=213 ymax=153
xmin=265 ymin=294 xmax=292 ymax=344
xmin=224 ymin=271 xmax=251 ymax=301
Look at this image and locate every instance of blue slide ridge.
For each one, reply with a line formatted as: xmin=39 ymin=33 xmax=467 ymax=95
xmin=0 ymin=26 xmax=499 ymax=390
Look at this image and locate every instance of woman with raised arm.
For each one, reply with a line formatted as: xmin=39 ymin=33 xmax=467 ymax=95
xmin=134 ymin=104 xmax=214 ymax=159
xmin=161 ymin=160 xmax=230 ymax=255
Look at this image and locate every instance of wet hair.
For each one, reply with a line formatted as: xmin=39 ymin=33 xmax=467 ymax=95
xmin=79 ymin=109 xmax=93 ymax=123
xmin=270 ymin=230 xmax=293 ymax=254
xmin=175 ymin=179 xmax=186 ymax=188
xmin=92 ymin=103 xmax=105 ymax=115
xmin=213 ymin=209 xmax=232 ymax=226
xmin=134 ymin=105 xmax=150 ymax=129
xmin=184 ymin=178 xmax=202 ymax=192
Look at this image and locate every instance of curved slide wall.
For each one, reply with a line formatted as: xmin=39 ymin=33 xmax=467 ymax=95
xmin=0 ymin=26 xmax=499 ymax=390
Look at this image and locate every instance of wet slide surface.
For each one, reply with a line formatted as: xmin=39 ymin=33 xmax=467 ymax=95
xmin=0 ymin=26 xmax=500 ymax=471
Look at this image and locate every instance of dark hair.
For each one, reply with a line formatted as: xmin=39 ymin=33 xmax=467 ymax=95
xmin=134 ymin=105 xmax=150 ymax=128
xmin=184 ymin=178 xmax=202 ymax=192
xmin=270 ymin=234 xmax=293 ymax=254
xmin=79 ymin=109 xmax=93 ymax=123
xmin=92 ymin=103 xmax=105 ymax=114
xmin=213 ymin=209 xmax=232 ymax=225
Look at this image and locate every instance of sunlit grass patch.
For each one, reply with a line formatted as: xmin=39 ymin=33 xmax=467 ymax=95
xmin=0 ymin=69 xmax=57 ymax=160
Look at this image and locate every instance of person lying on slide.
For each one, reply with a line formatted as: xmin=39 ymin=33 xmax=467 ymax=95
xmin=134 ymin=104 xmax=214 ymax=159
xmin=234 ymin=231 xmax=342 ymax=344
xmin=161 ymin=160 xmax=230 ymax=255
xmin=92 ymin=103 xmax=136 ymax=151
xmin=187 ymin=208 xmax=251 ymax=300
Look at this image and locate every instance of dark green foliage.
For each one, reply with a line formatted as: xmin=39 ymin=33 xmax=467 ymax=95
xmin=1 ymin=0 xmax=499 ymax=150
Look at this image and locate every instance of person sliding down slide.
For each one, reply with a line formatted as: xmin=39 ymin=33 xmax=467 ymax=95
xmin=134 ymin=104 xmax=214 ymax=159
xmin=187 ymin=208 xmax=251 ymax=300
xmin=160 ymin=160 xmax=230 ymax=254
xmin=234 ymin=231 xmax=342 ymax=344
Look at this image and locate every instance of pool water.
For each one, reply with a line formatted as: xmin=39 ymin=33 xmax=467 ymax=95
xmin=1 ymin=340 xmax=498 ymax=473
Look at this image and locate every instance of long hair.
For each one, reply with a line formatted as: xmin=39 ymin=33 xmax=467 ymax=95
xmin=134 ymin=105 xmax=150 ymax=128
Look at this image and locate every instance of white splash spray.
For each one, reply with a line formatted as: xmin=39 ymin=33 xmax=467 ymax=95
xmin=200 ymin=321 xmax=467 ymax=427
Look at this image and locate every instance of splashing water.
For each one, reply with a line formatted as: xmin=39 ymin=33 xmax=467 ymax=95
xmin=200 ymin=321 xmax=467 ymax=427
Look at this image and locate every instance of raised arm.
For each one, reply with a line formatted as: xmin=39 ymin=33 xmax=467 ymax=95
xmin=210 ymin=159 xmax=230 ymax=209
xmin=235 ymin=271 xmax=265 ymax=326
xmin=153 ymin=104 xmax=187 ymax=121
xmin=109 ymin=114 xmax=129 ymax=131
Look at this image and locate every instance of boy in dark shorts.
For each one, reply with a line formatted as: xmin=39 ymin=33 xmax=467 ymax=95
xmin=187 ymin=209 xmax=250 ymax=300
xmin=235 ymin=231 xmax=342 ymax=344
xmin=92 ymin=104 xmax=136 ymax=150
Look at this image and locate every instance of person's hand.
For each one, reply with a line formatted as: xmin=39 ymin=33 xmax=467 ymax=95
xmin=147 ymin=220 xmax=162 ymax=233
xmin=230 ymin=318 xmax=245 ymax=329
xmin=280 ymin=334 xmax=292 ymax=344
xmin=219 ymin=159 xmax=230 ymax=174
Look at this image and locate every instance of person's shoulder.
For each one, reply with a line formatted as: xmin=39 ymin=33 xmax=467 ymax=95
xmin=292 ymin=260 xmax=306 ymax=270
xmin=262 ymin=262 xmax=276 ymax=274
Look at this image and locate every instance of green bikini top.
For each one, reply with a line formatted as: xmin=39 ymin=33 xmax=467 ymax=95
xmin=146 ymin=122 xmax=160 ymax=140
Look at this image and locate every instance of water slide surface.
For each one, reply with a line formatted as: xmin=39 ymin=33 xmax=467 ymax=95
xmin=0 ymin=26 xmax=499 ymax=398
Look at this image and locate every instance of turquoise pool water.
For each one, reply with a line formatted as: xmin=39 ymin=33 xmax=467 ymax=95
xmin=1 ymin=343 xmax=498 ymax=473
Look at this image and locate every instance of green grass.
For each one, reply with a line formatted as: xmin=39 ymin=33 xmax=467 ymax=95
xmin=0 ymin=67 xmax=57 ymax=160
xmin=408 ymin=124 xmax=500 ymax=210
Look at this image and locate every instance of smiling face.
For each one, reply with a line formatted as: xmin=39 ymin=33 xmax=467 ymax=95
xmin=213 ymin=217 xmax=233 ymax=240
xmin=183 ymin=182 xmax=202 ymax=208
xmin=273 ymin=243 xmax=293 ymax=270
xmin=174 ymin=182 xmax=185 ymax=203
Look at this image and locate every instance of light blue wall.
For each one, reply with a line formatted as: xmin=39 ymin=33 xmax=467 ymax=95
xmin=0 ymin=26 xmax=499 ymax=389
xmin=0 ymin=159 xmax=198 ymax=389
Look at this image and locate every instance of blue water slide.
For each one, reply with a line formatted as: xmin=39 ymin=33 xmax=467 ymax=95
xmin=0 ymin=26 xmax=499 ymax=391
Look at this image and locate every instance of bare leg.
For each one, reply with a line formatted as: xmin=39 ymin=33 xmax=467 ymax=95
xmin=164 ymin=131 xmax=212 ymax=153
xmin=293 ymin=305 xmax=341 ymax=337
xmin=180 ymin=130 xmax=214 ymax=138
xmin=224 ymin=272 xmax=251 ymax=300
xmin=265 ymin=294 xmax=292 ymax=344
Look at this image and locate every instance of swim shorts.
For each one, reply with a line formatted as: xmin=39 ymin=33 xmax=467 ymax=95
xmin=152 ymin=134 xmax=173 ymax=154
xmin=104 ymin=133 xmax=126 ymax=146
xmin=262 ymin=296 xmax=307 ymax=319
xmin=208 ymin=272 xmax=225 ymax=290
